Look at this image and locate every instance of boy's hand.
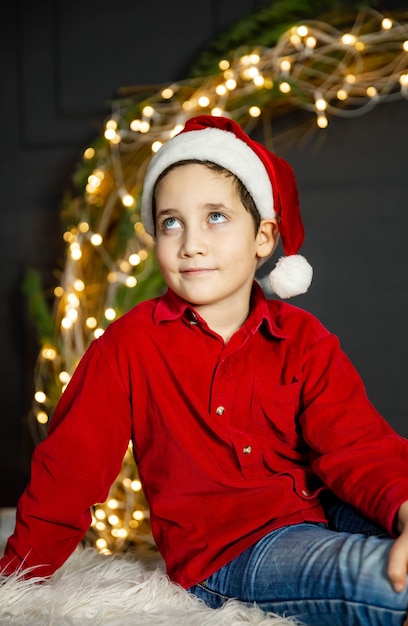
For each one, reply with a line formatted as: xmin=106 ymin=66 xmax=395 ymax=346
xmin=388 ymin=500 xmax=408 ymax=593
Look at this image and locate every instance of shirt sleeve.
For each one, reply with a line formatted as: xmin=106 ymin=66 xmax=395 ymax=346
xmin=0 ymin=339 xmax=132 ymax=578
xmin=299 ymin=329 xmax=408 ymax=535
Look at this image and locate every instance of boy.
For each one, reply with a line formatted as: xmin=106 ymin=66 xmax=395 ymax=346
xmin=1 ymin=115 xmax=408 ymax=625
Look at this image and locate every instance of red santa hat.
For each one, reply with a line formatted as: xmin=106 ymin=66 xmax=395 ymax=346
xmin=141 ymin=114 xmax=312 ymax=299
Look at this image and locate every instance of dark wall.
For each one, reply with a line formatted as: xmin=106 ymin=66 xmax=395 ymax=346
xmin=1 ymin=0 xmax=407 ymax=506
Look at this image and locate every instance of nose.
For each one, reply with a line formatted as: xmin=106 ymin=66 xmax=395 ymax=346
xmin=180 ymin=225 xmax=208 ymax=257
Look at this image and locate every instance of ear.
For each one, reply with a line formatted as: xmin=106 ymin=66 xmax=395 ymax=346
xmin=256 ymin=219 xmax=279 ymax=260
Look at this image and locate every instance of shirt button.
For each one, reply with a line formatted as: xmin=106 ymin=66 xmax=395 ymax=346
xmin=243 ymin=445 xmax=252 ymax=455
xmin=215 ymin=406 xmax=225 ymax=416
xmin=189 ymin=312 xmax=198 ymax=325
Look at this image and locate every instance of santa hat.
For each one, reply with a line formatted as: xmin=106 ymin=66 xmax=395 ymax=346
xmin=141 ymin=115 xmax=312 ymax=299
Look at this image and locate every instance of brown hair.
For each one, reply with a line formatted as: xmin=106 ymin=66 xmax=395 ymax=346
xmin=152 ymin=160 xmax=261 ymax=235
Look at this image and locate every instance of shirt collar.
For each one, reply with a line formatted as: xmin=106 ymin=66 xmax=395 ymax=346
xmin=153 ymin=282 xmax=287 ymax=340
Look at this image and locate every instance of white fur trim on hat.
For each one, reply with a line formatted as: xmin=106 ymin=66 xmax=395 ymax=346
xmin=269 ymin=255 xmax=313 ymax=299
xmin=141 ymin=127 xmax=275 ymax=235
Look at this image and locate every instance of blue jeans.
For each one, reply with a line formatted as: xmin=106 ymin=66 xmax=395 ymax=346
xmin=188 ymin=498 xmax=408 ymax=625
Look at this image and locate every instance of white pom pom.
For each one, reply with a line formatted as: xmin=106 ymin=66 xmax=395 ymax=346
xmin=269 ymin=254 xmax=313 ymax=299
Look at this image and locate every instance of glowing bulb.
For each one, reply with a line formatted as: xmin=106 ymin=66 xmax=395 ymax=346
xmin=130 ymin=119 xmax=141 ymax=131
xmin=225 ymin=78 xmax=237 ymax=90
xmin=218 ymin=59 xmax=230 ymax=70
xmin=95 ymin=522 xmax=106 ymax=531
xmin=70 ymin=243 xmax=82 ymax=260
xmin=78 ymin=221 xmax=90 ymax=233
xmin=67 ymin=293 xmax=80 ymax=307
xmin=215 ymin=84 xmax=227 ymax=96
xmin=170 ymin=124 xmax=184 ymax=137
xmin=182 ymin=100 xmax=194 ymax=111
xmin=345 ymin=74 xmax=356 ymax=84
xmin=131 ymin=480 xmax=142 ymax=492
xmin=253 ymin=75 xmax=265 ymax=87
xmin=107 ymin=499 xmax=119 ymax=509
xmin=54 ymin=286 xmax=64 ymax=298
xmin=337 ymin=89 xmax=348 ymax=101
xmin=86 ymin=317 xmax=97 ymax=329
xmin=142 ymin=105 xmax=154 ymax=117
xmin=108 ymin=514 xmax=119 ymax=525
xmin=279 ymin=82 xmax=291 ymax=94
xmin=83 ymin=147 xmax=95 ymax=160
xmin=315 ymin=97 xmax=327 ymax=111
xmin=42 ymin=347 xmax=57 ymax=360
xmin=59 ymin=371 xmax=70 ymax=384
xmin=95 ymin=509 xmax=106 ymax=520
xmin=104 ymin=128 xmax=117 ymax=141
xmin=211 ymin=107 xmax=224 ymax=116
xmin=404 ymin=41 xmax=408 ymax=52
xmin=341 ymin=33 xmax=356 ymax=46
xmin=382 ymin=18 xmax=393 ymax=30
xmin=161 ymin=87 xmax=174 ymax=99
xmin=400 ymin=73 xmax=408 ymax=87
xmin=152 ymin=141 xmax=162 ymax=153
xmin=250 ymin=53 xmax=260 ymax=64
xmin=105 ymin=119 xmax=117 ymax=130
xmin=242 ymin=66 xmax=259 ymax=80
xmin=125 ymin=276 xmax=137 ymax=288
xmin=34 ymin=391 xmax=46 ymax=403
xmin=63 ymin=231 xmax=74 ymax=242
xmin=297 ymin=25 xmax=308 ymax=37
xmin=290 ymin=34 xmax=301 ymax=46
xmin=121 ymin=193 xmax=135 ymax=207
xmin=66 ymin=308 xmax=78 ymax=322
xmin=104 ymin=308 xmax=116 ymax=321
xmin=133 ymin=510 xmax=144 ymax=521
xmin=61 ymin=317 xmax=73 ymax=330
xmin=94 ymin=328 xmax=104 ymax=338
xmin=366 ymin=86 xmax=377 ymax=98
xmin=317 ymin=114 xmax=328 ymax=129
xmin=73 ymin=279 xmax=85 ymax=291
xmin=306 ymin=36 xmax=316 ymax=49
xmin=36 ymin=411 xmax=48 ymax=425
xmin=280 ymin=59 xmax=291 ymax=72
xmin=129 ymin=253 xmax=141 ymax=266
xmin=198 ymin=96 xmax=210 ymax=107
xmin=90 ymin=233 xmax=103 ymax=246
xmin=96 ymin=538 xmax=107 ymax=549
xmin=248 ymin=106 xmax=261 ymax=118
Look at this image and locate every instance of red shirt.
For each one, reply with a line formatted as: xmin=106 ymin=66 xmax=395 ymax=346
xmin=2 ymin=283 xmax=408 ymax=587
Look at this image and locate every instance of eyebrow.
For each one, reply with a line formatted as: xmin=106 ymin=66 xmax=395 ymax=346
xmin=157 ymin=203 xmax=229 ymax=218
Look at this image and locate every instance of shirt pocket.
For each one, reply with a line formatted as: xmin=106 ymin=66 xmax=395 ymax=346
xmin=252 ymin=378 xmax=307 ymax=470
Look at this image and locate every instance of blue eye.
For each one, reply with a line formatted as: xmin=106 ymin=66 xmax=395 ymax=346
xmin=162 ymin=217 xmax=181 ymax=230
xmin=209 ymin=212 xmax=227 ymax=224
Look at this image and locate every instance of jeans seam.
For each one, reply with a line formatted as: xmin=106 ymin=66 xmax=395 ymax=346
xmin=195 ymin=583 xmax=230 ymax=602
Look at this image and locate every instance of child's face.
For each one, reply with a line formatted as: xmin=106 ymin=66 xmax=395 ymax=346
xmin=154 ymin=163 xmax=276 ymax=314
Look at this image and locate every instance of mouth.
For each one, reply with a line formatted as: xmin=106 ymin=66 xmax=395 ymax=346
xmin=180 ymin=268 xmax=214 ymax=276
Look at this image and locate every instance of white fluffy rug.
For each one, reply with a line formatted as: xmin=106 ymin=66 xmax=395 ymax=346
xmin=0 ymin=545 xmax=300 ymax=626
